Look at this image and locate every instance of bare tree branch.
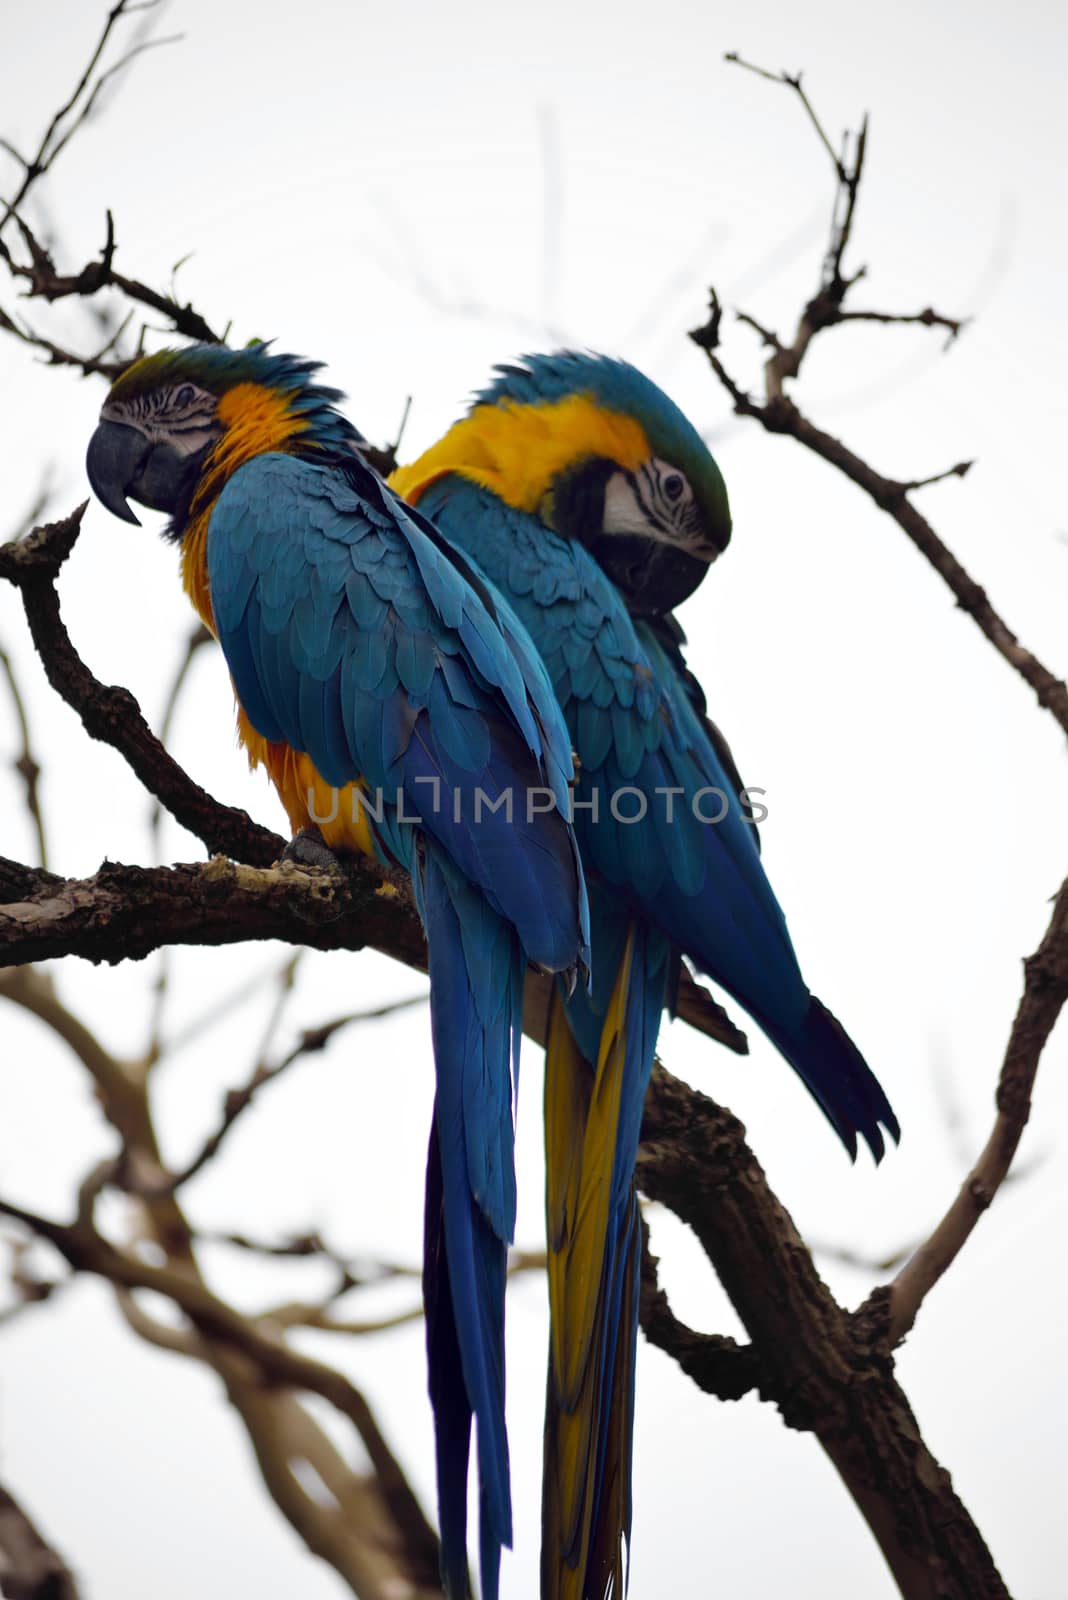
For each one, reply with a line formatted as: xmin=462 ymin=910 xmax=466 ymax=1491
xmin=361 ymin=394 xmax=412 ymax=479
xmin=0 ymin=1190 xmax=443 ymax=1588
xmin=0 ymin=1233 xmax=67 ymax=1329
xmin=0 ymin=962 xmax=445 ymax=1599
xmin=0 ymin=856 xmax=425 ymax=972
xmin=1 ymin=28 xmax=1061 ymax=1600
xmin=639 ymin=1067 xmax=1011 ymax=1600
xmin=691 ymin=66 xmax=1068 ymax=739
xmin=638 ymin=1219 xmax=760 ymax=1400
xmin=836 ymin=306 xmax=967 ymax=346
xmin=153 ymin=622 xmax=214 ymax=769
xmin=0 ymin=1 xmax=168 ymax=235
xmin=2 ymin=208 xmax=221 ymax=346
xmin=0 ymin=1480 xmax=81 ymax=1600
xmin=883 ymin=875 xmax=1068 ymax=1342
xmin=264 ymin=1246 xmax=549 ymax=1336
xmin=0 ymin=642 xmax=48 ymax=868
xmin=154 ymin=951 xmax=313 ymax=1062
xmin=0 ymin=299 xmax=130 ymax=378
xmin=4 ymin=472 xmax=54 ymax=545
xmin=0 ymin=502 xmax=748 ymax=1056
xmin=159 ymin=988 xmax=428 ymax=1195
xmin=0 ymin=506 xmax=284 ymax=865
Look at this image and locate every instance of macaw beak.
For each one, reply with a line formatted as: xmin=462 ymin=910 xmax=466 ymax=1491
xmin=591 ymin=535 xmax=715 ymax=615
xmin=86 ymin=420 xmax=149 ymax=524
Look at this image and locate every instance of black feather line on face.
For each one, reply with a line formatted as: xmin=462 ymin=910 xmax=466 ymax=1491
xmin=546 ymin=457 xmax=710 ymax=614
xmin=546 ymin=457 xmax=615 ymax=542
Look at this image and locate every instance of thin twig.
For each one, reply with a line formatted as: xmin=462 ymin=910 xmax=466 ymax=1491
xmin=883 ymin=875 xmax=1068 ymax=1342
xmin=837 ymin=306 xmax=968 ymax=345
xmin=0 ymin=1479 xmax=81 ymax=1600
xmin=2 ymin=207 xmax=222 ymax=347
xmin=724 ymin=55 xmax=844 ymax=176
xmin=0 ymin=301 xmax=128 ymax=378
xmin=262 ymin=1247 xmax=549 ymax=1336
xmin=201 ymin=1228 xmax=412 ymax=1272
xmin=0 ymin=1 xmax=167 ymax=235
xmin=154 ymin=624 xmax=214 ymax=775
xmin=0 ymin=1234 xmax=66 ymax=1328
xmin=4 ymin=474 xmax=54 ymax=546
xmin=0 ymin=643 xmax=48 ymax=868
xmin=157 ymin=990 xmax=428 ymax=1194
xmin=246 ymin=951 xmax=303 ymax=1083
xmin=38 ymin=32 xmax=182 ymax=179
xmin=362 ymin=396 xmax=414 ymax=478
xmin=691 ymin=326 xmax=1068 ymax=735
xmin=0 ymin=1190 xmax=442 ymax=1588
xmin=898 ymin=461 xmax=974 ymax=492
xmin=157 ymin=954 xmax=314 ymax=1062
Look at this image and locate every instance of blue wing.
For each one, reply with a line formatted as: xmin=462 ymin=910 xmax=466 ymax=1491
xmin=413 ymin=472 xmax=897 ymax=1598
xmin=417 ymin=476 xmax=898 ymax=1159
xmin=208 ymin=451 xmax=591 ymax=1600
xmin=208 ymin=451 xmax=587 ymax=976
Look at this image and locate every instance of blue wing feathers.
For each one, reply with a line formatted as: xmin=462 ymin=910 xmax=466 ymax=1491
xmin=408 ymin=409 xmax=895 ymax=1598
xmin=418 ymin=475 xmax=897 ymax=1162
xmin=317 ymin=668 xmax=352 ymax=786
xmin=343 ymin=569 xmax=389 ymax=631
xmin=209 ymin=452 xmax=590 ymax=1600
xmin=210 ymin=453 xmax=588 ymax=975
xmin=395 ymin=624 xmax=439 ymax=699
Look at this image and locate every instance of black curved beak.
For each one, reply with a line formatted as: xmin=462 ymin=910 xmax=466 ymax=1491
xmin=86 ymin=420 xmax=150 ymax=525
xmin=591 ymin=535 xmax=714 ymax=615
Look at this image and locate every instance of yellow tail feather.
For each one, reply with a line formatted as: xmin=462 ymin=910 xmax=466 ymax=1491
xmin=543 ymin=928 xmax=637 ymax=1598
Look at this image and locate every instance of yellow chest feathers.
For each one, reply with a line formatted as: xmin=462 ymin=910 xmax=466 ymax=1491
xmin=180 ymin=381 xmax=310 ymax=629
xmin=174 ymin=382 xmax=377 ymax=855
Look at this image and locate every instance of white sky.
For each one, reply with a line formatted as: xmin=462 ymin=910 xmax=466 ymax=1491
xmin=1 ymin=1 xmax=1066 ymax=1596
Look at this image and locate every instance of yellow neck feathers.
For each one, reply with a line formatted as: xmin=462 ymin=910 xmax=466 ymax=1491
xmin=181 ymin=382 xmax=309 ymax=630
xmin=391 ymin=394 xmax=650 ymax=516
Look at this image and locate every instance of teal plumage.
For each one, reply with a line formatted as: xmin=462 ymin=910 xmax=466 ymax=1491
xmin=87 ymin=343 xmax=592 ymax=1600
xmin=211 ymin=455 xmax=590 ymax=1600
xmin=393 ymin=351 xmax=899 ymax=1599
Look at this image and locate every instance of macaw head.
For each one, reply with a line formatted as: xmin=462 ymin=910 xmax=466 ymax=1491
xmin=395 ymin=351 xmax=731 ymax=615
xmin=86 ymin=342 xmax=363 ymax=538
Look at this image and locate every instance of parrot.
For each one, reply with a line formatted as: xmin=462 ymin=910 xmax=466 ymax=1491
xmin=85 ymin=342 xmax=592 ymax=1600
xmin=390 ymin=351 xmax=900 ymax=1600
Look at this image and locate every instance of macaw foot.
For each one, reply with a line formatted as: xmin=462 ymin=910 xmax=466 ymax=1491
xmin=280 ymin=827 xmax=341 ymax=871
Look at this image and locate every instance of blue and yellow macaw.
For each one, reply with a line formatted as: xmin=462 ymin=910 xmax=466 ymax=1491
xmin=86 ymin=343 xmax=591 ymax=1600
xmin=391 ymin=352 xmax=900 ymax=1599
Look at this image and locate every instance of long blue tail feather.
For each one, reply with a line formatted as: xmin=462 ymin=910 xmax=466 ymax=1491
xmin=421 ymin=846 xmax=520 ymax=1600
xmin=399 ymin=427 xmax=901 ymax=1598
xmin=424 ymin=1128 xmax=474 ymax=1599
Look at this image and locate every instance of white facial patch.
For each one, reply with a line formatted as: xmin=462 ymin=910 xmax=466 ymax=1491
xmin=603 ymin=470 xmax=657 ymax=537
xmin=603 ymin=461 xmax=716 ymax=561
xmin=102 ymin=382 xmax=220 ymax=457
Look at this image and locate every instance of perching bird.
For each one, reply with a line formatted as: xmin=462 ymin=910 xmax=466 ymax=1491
xmin=86 ymin=342 xmax=591 ymax=1600
xmin=391 ymin=351 xmax=900 ymax=1600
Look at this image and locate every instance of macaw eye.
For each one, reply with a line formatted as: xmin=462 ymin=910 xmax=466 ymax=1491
xmin=663 ymin=472 xmax=686 ymax=503
xmin=174 ymin=385 xmax=196 ymax=407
